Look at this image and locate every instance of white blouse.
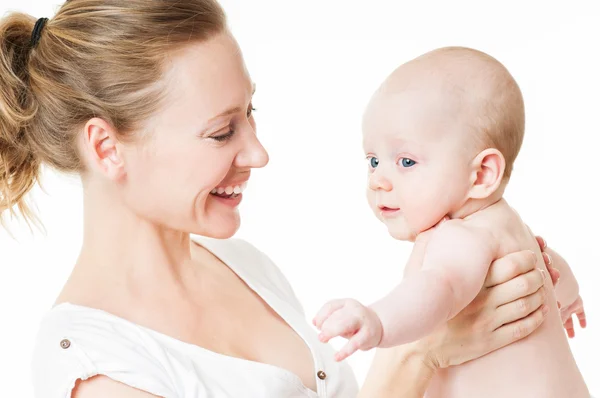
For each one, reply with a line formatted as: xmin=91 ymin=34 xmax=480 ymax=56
xmin=31 ymin=236 xmax=359 ymax=397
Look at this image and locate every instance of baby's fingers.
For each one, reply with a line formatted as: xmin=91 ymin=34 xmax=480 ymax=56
xmin=334 ymin=328 xmax=372 ymax=362
xmin=576 ymin=308 xmax=587 ymax=328
xmin=334 ymin=338 xmax=359 ymax=362
xmin=313 ymin=299 xmax=346 ymax=329
xmin=318 ymin=314 xmax=360 ymax=344
xmin=564 ymin=316 xmax=575 ymax=338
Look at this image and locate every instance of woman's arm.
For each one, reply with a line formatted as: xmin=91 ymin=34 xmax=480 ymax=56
xmin=72 ymin=376 xmax=161 ymax=398
xmin=359 ymin=241 xmax=558 ymax=397
xmin=358 ymin=341 xmax=435 ymax=397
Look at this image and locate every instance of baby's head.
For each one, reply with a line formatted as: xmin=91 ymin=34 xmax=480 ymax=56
xmin=363 ymin=47 xmax=525 ymax=241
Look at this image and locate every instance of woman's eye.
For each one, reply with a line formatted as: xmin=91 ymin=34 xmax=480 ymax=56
xmin=367 ymin=156 xmax=379 ymax=168
xmin=212 ymin=130 xmax=235 ymax=142
xmin=399 ymin=158 xmax=416 ymax=168
xmin=247 ymin=104 xmax=256 ymax=118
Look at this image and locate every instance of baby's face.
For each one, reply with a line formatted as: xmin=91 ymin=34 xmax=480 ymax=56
xmin=362 ymin=87 xmax=474 ymax=241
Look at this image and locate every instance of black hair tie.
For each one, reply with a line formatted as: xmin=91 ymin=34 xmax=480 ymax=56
xmin=30 ymin=17 xmax=49 ymax=48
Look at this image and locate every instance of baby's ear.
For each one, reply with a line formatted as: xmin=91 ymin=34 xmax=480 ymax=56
xmin=467 ymin=148 xmax=505 ymax=199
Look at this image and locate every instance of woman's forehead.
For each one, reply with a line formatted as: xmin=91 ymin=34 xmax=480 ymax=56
xmin=159 ymin=33 xmax=254 ymax=118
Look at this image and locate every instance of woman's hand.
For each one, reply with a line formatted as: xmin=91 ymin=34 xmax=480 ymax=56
xmin=535 ymin=236 xmax=561 ymax=285
xmin=425 ymin=237 xmax=559 ymax=368
xmin=359 ymin=236 xmax=559 ymax=397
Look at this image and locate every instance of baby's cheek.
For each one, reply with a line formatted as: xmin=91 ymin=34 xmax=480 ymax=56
xmin=411 ymin=197 xmax=448 ymax=232
xmin=366 ymin=191 xmax=377 ymax=212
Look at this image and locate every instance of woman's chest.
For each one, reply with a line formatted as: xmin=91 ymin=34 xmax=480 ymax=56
xmin=176 ymin=272 xmax=318 ymax=392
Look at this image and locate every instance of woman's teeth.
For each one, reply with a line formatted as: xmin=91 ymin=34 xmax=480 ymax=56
xmin=210 ymin=182 xmax=247 ymax=197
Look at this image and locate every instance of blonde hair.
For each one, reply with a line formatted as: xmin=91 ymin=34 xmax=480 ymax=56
xmin=450 ymin=47 xmax=525 ymax=180
xmin=464 ymin=50 xmax=525 ymax=180
xmin=0 ymin=0 xmax=226 ymax=226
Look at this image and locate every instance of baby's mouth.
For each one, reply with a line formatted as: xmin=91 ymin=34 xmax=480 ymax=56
xmin=378 ymin=205 xmax=401 ymax=217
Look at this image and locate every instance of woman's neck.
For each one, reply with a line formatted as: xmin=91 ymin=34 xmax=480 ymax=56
xmin=71 ymin=179 xmax=196 ymax=303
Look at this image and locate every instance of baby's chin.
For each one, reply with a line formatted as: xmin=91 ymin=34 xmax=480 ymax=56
xmin=385 ymin=224 xmax=417 ymax=242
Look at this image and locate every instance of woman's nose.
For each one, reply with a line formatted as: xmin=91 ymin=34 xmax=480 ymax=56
xmin=234 ymin=129 xmax=269 ymax=169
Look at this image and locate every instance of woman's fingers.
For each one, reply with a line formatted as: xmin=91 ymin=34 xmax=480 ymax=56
xmin=535 ymin=236 xmax=547 ymax=250
xmin=485 ymin=250 xmax=538 ymax=288
xmin=541 ymin=252 xmax=560 ymax=286
xmin=536 ymin=235 xmax=560 ymax=286
xmin=492 ymin=288 xmax=546 ymax=329
xmin=488 ymin=267 xmax=546 ymax=308
xmin=492 ymin=304 xmax=549 ymax=348
xmin=546 ymin=266 xmax=560 ymax=287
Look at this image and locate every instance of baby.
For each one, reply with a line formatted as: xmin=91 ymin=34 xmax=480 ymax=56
xmin=314 ymin=47 xmax=589 ymax=397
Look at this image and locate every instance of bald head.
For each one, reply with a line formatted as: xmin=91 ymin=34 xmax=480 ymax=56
xmin=376 ymin=47 xmax=525 ymax=178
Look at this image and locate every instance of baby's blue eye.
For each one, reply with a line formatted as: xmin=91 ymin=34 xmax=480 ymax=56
xmin=400 ymin=158 xmax=416 ymax=167
xmin=369 ymin=156 xmax=379 ymax=168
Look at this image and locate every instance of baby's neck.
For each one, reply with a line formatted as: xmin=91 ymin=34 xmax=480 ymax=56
xmin=448 ymin=185 xmax=506 ymax=221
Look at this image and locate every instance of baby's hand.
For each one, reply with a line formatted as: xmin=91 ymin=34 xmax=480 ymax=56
xmin=559 ymin=295 xmax=586 ymax=338
xmin=313 ymin=299 xmax=383 ymax=361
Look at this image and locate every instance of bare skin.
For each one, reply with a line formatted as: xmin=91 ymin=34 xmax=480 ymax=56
xmin=64 ymin=241 xmax=317 ymax=394
xmin=65 ymin=38 xmax=560 ymax=398
xmin=423 ymin=201 xmax=588 ymax=398
xmin=69 ymin=239 xmax=558 ymax=398
xmin=315 ymin=47 xmax=587 ymax=397
xmin=63 ymin=32 xmax=316 ymax=395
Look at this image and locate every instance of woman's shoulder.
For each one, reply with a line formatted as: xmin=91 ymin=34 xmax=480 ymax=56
xmin=32 ymin=303 xmax=178 ymax=398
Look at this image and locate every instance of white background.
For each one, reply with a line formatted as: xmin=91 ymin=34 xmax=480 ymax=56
xmin=1 ymin=0 xmax=599 ymax=396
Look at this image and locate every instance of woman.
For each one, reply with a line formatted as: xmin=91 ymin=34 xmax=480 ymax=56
xmin=0 ymin=1 xmax=559 ymax=397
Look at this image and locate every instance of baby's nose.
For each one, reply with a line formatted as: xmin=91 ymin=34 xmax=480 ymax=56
xmin=368 ymin=172 xmax=392 ymax=191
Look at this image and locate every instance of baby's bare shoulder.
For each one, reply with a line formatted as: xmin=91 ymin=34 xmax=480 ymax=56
xmin=464 ymin=202 xmax=534 ymax=256
xmin=429 ymin=219 xmax=496 ymax=253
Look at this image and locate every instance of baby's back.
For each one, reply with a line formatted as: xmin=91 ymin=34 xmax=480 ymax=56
xmin=427 ymin=200 xmax=588 ymax=398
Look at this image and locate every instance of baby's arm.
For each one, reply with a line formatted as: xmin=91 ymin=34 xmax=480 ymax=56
xmin=543 ymin=247 xmax=579 ymax=308
xmin=314 ymin=222 xmax=498 ymax=361
xmin=371 ymin=223 xmax=496 ymax=347
xmin=543 ymin=246 xmax=586 ymax=337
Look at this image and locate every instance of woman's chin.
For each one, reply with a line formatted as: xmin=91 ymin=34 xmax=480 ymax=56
xmin=193 ymin=211 xmax=241 ymax=240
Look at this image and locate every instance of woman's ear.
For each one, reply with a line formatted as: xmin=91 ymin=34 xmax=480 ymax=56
xmin=468 ymin=148 xmax=506 ymax=199
xmin=81 ymin=117 xmax=126 ymax=181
